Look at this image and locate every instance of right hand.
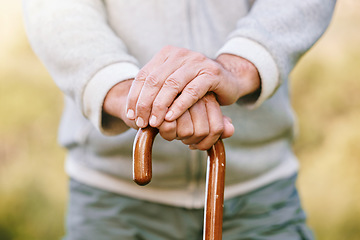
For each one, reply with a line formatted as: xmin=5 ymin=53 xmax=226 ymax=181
xmin=125 ymin=46 xmax=260 ymax=129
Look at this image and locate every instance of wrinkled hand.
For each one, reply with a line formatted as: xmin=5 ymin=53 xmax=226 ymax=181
xmin=126 ymin=45 xmax=260 ymax=129
xmin=157 ymin=92 xmax=234 ymax=150
xmin=103 ymin=82 xmax=234 ymax=150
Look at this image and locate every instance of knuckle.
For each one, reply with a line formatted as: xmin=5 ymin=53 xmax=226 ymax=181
xmin=164 ymin=77 xmax=181 ymax=90
xmin=211 ymin=124 xmax=224 ymax=136
xmin=206 ymin=61 xmax=222 ymax=76
xmin=195 ymin=129 xmax=209 ymax=139
xmin=193 ymin=52 xmax=207 ymax=62
xmin=183 ymin=86 xmax=200 ymax=102
xmin=178 ymin=128 xmax=194 ymax=139
xmin=184 ymin=128 xmax=194 ymax=138
xmin=174 ymin=47 xmax=190 ymax=57
xmin=145 ymin=74 xmax=161 ymax=87
xmin=136 ymin=70 xmax=148 ymax=82
xmin=136 ymin=101 xmax=149 ymax=112
xmin=175 ymin=100 xmax=188 ymax=113
xmin=152 ymin=100 xmax=166 ymax=112
xmin=161 ymin=122 xmax=176 ymax=133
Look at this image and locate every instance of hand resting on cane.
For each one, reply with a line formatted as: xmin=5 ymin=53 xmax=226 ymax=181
xmin=103 ymin=80 xmax=234 ymax=150
xmin=104 ymin=48 xmax=260 ymax=150
xmin=125 ymin=46 xmax=260 ymax=129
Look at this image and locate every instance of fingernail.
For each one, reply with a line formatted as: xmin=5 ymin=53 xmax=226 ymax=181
xmin=149 ymin=115 xmax=157 ymax=126
xmin=136 ymin=117 xmax=145 ymax=128
xmin=165 ymin=110 xmax=173 ymax=121
xmin=127 ymin=109 xmax=135 ymax=119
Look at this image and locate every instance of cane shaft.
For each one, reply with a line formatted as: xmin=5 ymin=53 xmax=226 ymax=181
xmin=204 ymin=139 xmax=225 ymax=240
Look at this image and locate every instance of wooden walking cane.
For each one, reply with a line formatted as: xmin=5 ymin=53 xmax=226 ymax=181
xmin=133 ymin=126 xmax=226 ymax=240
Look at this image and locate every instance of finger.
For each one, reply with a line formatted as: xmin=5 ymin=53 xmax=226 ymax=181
xmin=181 ymin=99 xmax=209 ymax=146
xmin=165 ymin=74 xmax=213 ymax=122
xmin=175 ymin=110 xmax=194 ymax=140
xmin=134 ymin=46 xmax=199 ymax=127
xmin=125 ymin=48 xmax=169 ymax=122
xmin=189 ymin=93 xmax=224 ymax=150
xmin=149 ymin=60 xmax=207 ymax=127
xmin=221 ymin=116 xmax=235 ymax=139
xmin=126 ymin=76 xmax=145 ymax=121
xmin=137 ymin=56 xmax=190 ymax=128
xmin=158 ymin=120 xmax=177 ymax=141
xmin=135 ymin=65 xmax=176 ymax=128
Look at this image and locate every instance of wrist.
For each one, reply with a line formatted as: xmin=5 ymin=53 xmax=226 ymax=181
xmin=216 ymin=54 xmax=260 ymax=101
xmin=103 ymin=79 xmax=133 ymax=122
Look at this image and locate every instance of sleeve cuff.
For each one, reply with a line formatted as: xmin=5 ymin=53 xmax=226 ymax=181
xmin=82 ymin=62 xmax=139 ymax=135
xmin=216 ymin=37 xmax=280 ymax=108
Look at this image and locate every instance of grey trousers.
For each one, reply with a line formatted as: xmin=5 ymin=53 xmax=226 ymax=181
xmin=64 ymin=175 xmax=314 ymax=240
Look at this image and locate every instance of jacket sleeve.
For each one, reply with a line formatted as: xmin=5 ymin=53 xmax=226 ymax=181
xmin=23 ymin=0 xmax=139 ymax=135
xmin=216 ymin=0 xmax=337 ymax=108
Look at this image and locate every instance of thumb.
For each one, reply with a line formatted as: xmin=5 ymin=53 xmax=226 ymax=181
xmin=221 ymin=116 xmax=234 ymax=139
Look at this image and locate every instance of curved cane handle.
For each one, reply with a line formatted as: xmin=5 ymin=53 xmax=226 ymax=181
xmin=133 ymin=126 xmax=225 ymax=240
xmin=132 ymin=126 xmax=159 ymax=186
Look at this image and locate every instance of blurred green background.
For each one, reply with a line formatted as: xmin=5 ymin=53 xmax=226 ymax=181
xmin=1 ymin=1 xmax=359 ymax=239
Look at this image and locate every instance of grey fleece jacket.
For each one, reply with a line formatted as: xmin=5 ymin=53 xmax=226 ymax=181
xmin=23 ymin=0 xmax=336 ymax=208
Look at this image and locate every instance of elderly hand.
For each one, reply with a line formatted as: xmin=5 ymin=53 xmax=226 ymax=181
xmin=104 ymin=82 xmax=234 ymax=150
xmin=157 ymin=92 xmax=234 ymax=150
xmin=126 ymin=45 xmax=260 ymax=129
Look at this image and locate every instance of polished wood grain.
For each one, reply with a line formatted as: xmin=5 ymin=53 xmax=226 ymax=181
xmin=133 ymin=127 xmax=225 ymax=239
xmin=203 ymin=139 xmax=225 ymax=240
xmin=132 ymin=126 xmax=159 ymax=186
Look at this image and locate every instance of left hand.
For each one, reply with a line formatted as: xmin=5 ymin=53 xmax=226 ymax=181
xmin=157 ymin=92 xmax=234 ymax=150
xmin=126 ymin=45 xmax=260 ymax=128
